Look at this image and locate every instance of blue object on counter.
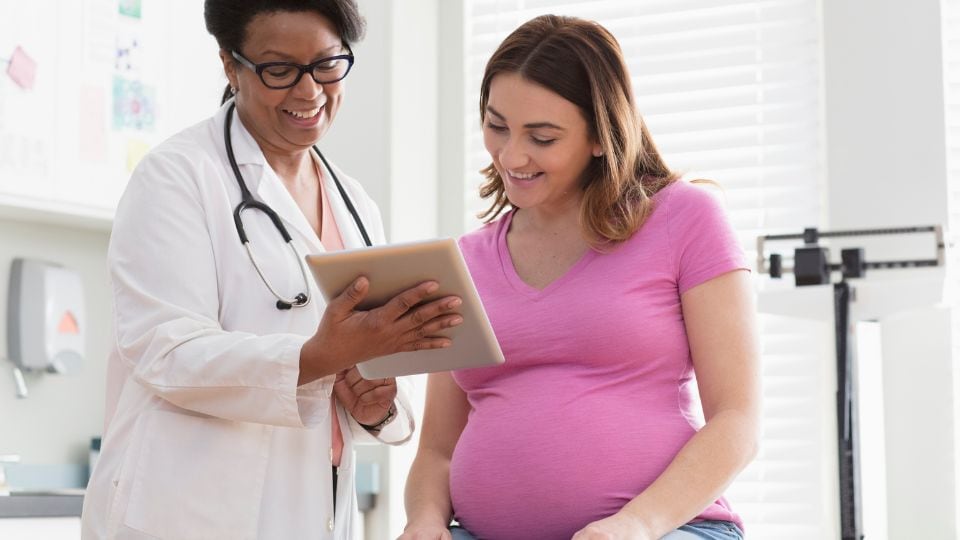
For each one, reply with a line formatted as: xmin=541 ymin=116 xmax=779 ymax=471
xmin=0 ymin=463 xmax=86 ymax=518
xmin=4 ymin=463 xmax=88 ymax=491
xmin=89 ymin=436 xmax=101 ymax=482
xmin=356 ymin=461 xmax=380 ymax=513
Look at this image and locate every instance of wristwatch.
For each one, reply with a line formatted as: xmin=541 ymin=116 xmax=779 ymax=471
xmin=358 ymin=403 xmax=397 ymax=432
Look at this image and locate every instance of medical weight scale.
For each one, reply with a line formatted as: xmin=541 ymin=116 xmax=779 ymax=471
xmin=756 ymin=225 xmax=947 ymax=540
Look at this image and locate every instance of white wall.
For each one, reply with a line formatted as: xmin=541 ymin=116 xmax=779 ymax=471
xmin=438 ymin=0 xmax=468 ymax=238
xmin=0 ymin=220 xmax=110 ymax=467
xmin=323 ymin=0 xmax=440 ymax=244
xmin=880 ymin=305 xmax=955 ymax=538
xmin=823 ymin=0 xmax=950 ymax=228
xmin=321 ymin=0 xmax=391 ymax=223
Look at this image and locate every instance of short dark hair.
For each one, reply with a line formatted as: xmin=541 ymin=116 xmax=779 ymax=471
xmin=204 ymin=0 xmax=365 ymax=103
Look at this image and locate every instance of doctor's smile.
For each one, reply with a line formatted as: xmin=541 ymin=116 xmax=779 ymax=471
xmin=283 ymin=106 xmax=323 ymax=120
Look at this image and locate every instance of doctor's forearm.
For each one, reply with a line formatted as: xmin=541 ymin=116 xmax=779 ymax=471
xmin=298 ymin=336 xmax=355 ymax=385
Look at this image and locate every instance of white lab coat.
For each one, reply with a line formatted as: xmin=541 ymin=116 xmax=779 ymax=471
xmin=81 ymin=101 xmax=414 ymax=540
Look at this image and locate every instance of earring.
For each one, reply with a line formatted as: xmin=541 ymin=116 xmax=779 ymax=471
xmin=230 ymin=86 xmax=237 ymax=95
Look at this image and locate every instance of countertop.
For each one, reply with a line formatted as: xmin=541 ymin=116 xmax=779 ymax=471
xmin=0 ymin=490 xmax=84 ymax=518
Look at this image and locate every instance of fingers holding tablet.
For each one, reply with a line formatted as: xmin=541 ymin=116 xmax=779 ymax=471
xmin=399 ymin=295 xmax=463 ymax=332
xmin=380 ymin=280 xmax=441 ymax=320
xmin=374 ymin=282 xmax=463 ymax=352
xmin=305 ymin=239 xmax=505 ymax=379
xmin=299 ymin=265 xmax=473 ymax=384
xmin=324 ymin=276 xmax=371 ymax=318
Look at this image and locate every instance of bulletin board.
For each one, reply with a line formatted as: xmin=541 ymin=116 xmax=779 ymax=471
xmin=0 ymin=0 xmax=223 ymax=222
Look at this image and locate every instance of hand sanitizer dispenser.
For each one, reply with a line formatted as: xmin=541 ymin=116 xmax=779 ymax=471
xmin=7 ymin=258 xmax=86 ymax=375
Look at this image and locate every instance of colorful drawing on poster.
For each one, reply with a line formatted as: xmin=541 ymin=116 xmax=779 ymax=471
xmin=126 ymin=139 xmax=150 ymax=172
xmin=115 ymin=31 xmax=144 ymax=74
xmin=6 ymin=46 xmax=37 ymax=90
xmin=113 ymin=76 xmax=156 ymax=130
xmin=118 ymin=0 xmax=142 ymax=19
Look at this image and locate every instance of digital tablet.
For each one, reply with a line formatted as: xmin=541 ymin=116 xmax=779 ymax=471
xmin=304 ymin=238 xmax=505 ymax=379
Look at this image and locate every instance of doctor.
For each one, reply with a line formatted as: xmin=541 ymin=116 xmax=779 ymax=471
xmin=81 ymin=1 xmax=463 ymax=538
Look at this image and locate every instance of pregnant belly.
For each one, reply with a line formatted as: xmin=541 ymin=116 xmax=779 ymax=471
xmin=449 ymin=402 xmax=694 ymax=540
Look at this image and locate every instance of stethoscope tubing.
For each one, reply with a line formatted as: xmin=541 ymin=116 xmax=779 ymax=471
xmin=223 ymin=101 xmax=370 ymax=309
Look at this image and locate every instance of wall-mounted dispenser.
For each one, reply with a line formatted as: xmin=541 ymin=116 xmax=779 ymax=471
xmin=6 ymin=258 xmax=86 ymax=397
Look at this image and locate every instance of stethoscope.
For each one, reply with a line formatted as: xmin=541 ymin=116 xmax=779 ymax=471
xmin=224 ymin=102 xmax=372 ymax=310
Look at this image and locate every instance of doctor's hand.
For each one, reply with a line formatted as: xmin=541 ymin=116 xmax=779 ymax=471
xmin=334 ymin=366 xmax=397 ymax=426
xmin=299 ymin=277 xmax=463 ymax=385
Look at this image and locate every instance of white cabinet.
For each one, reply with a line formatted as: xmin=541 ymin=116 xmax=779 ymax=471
xmin=0 ymin=517 xmax=81 ymax=539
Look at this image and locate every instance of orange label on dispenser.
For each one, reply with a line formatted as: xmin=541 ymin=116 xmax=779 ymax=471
xmin=57 ymin=311 xmax=79 ymax=335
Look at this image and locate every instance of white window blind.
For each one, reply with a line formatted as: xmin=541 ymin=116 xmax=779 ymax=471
xmin=461 ymin=1 xmax=827 ymax=537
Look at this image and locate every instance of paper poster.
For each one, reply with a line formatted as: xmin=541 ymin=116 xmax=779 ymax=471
xmin=83 ymin=0 xmax=118 ymax=68
xmin=115 ymin=30 xmax=144 ymax=74
xmin=79 ymin=86 xmax=108 ymax=161
xmin=6 ymin=46 xmax=37 ymax=90
xmin=126 ymin=138 xmax=150 ymax=172
xmin=113 ymin=76 xmax=155 ymax=130
xmin=0 ymin=132 xmax=50 ymax=180
xmin=118 ymin=0 xmax=142 ymax=19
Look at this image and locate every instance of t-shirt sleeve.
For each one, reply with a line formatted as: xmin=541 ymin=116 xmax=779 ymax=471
xmin=666 ymin=181 xmax=749 ymax=295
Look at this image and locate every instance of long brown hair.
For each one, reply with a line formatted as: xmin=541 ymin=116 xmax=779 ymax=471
xmin=478 ymin=15 xmax=678 ymax=249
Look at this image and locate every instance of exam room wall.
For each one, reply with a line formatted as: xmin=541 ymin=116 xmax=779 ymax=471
xmin=0 ymin=219 xmax=110 ymax=466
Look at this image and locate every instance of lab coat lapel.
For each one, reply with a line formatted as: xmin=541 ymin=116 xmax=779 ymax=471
xmin=222 ymin=103 xmax=325 ymax=254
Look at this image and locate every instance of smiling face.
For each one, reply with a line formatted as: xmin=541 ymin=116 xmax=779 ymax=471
xmin=221 ymin=10 xmax=347 ymax=156
xmin=483 ymin=72 xmax=601 ymax=214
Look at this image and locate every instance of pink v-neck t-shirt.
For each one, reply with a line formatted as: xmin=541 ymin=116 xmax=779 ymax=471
xmin=451 ymin=180 xmax=748 ymax=539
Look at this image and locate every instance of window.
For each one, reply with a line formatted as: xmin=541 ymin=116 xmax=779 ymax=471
xmin=459 ymin=1 xmax=827 ymax=536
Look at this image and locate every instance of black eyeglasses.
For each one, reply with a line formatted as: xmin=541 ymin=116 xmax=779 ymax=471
xmin=231 ymin=50 xmax=355 ymax=89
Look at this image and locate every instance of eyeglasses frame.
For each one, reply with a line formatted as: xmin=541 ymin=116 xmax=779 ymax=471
xmin=230 ymin=49 xmax=355 ymax=89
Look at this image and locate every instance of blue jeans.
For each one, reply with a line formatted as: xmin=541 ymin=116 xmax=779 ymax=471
xmin=663 ymin=520 xmax=744 ymax=539
xmin=449 ymin=520 xmax=743 ymax=540
xmin=448 ymin=526 xmax=476 ymax=540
